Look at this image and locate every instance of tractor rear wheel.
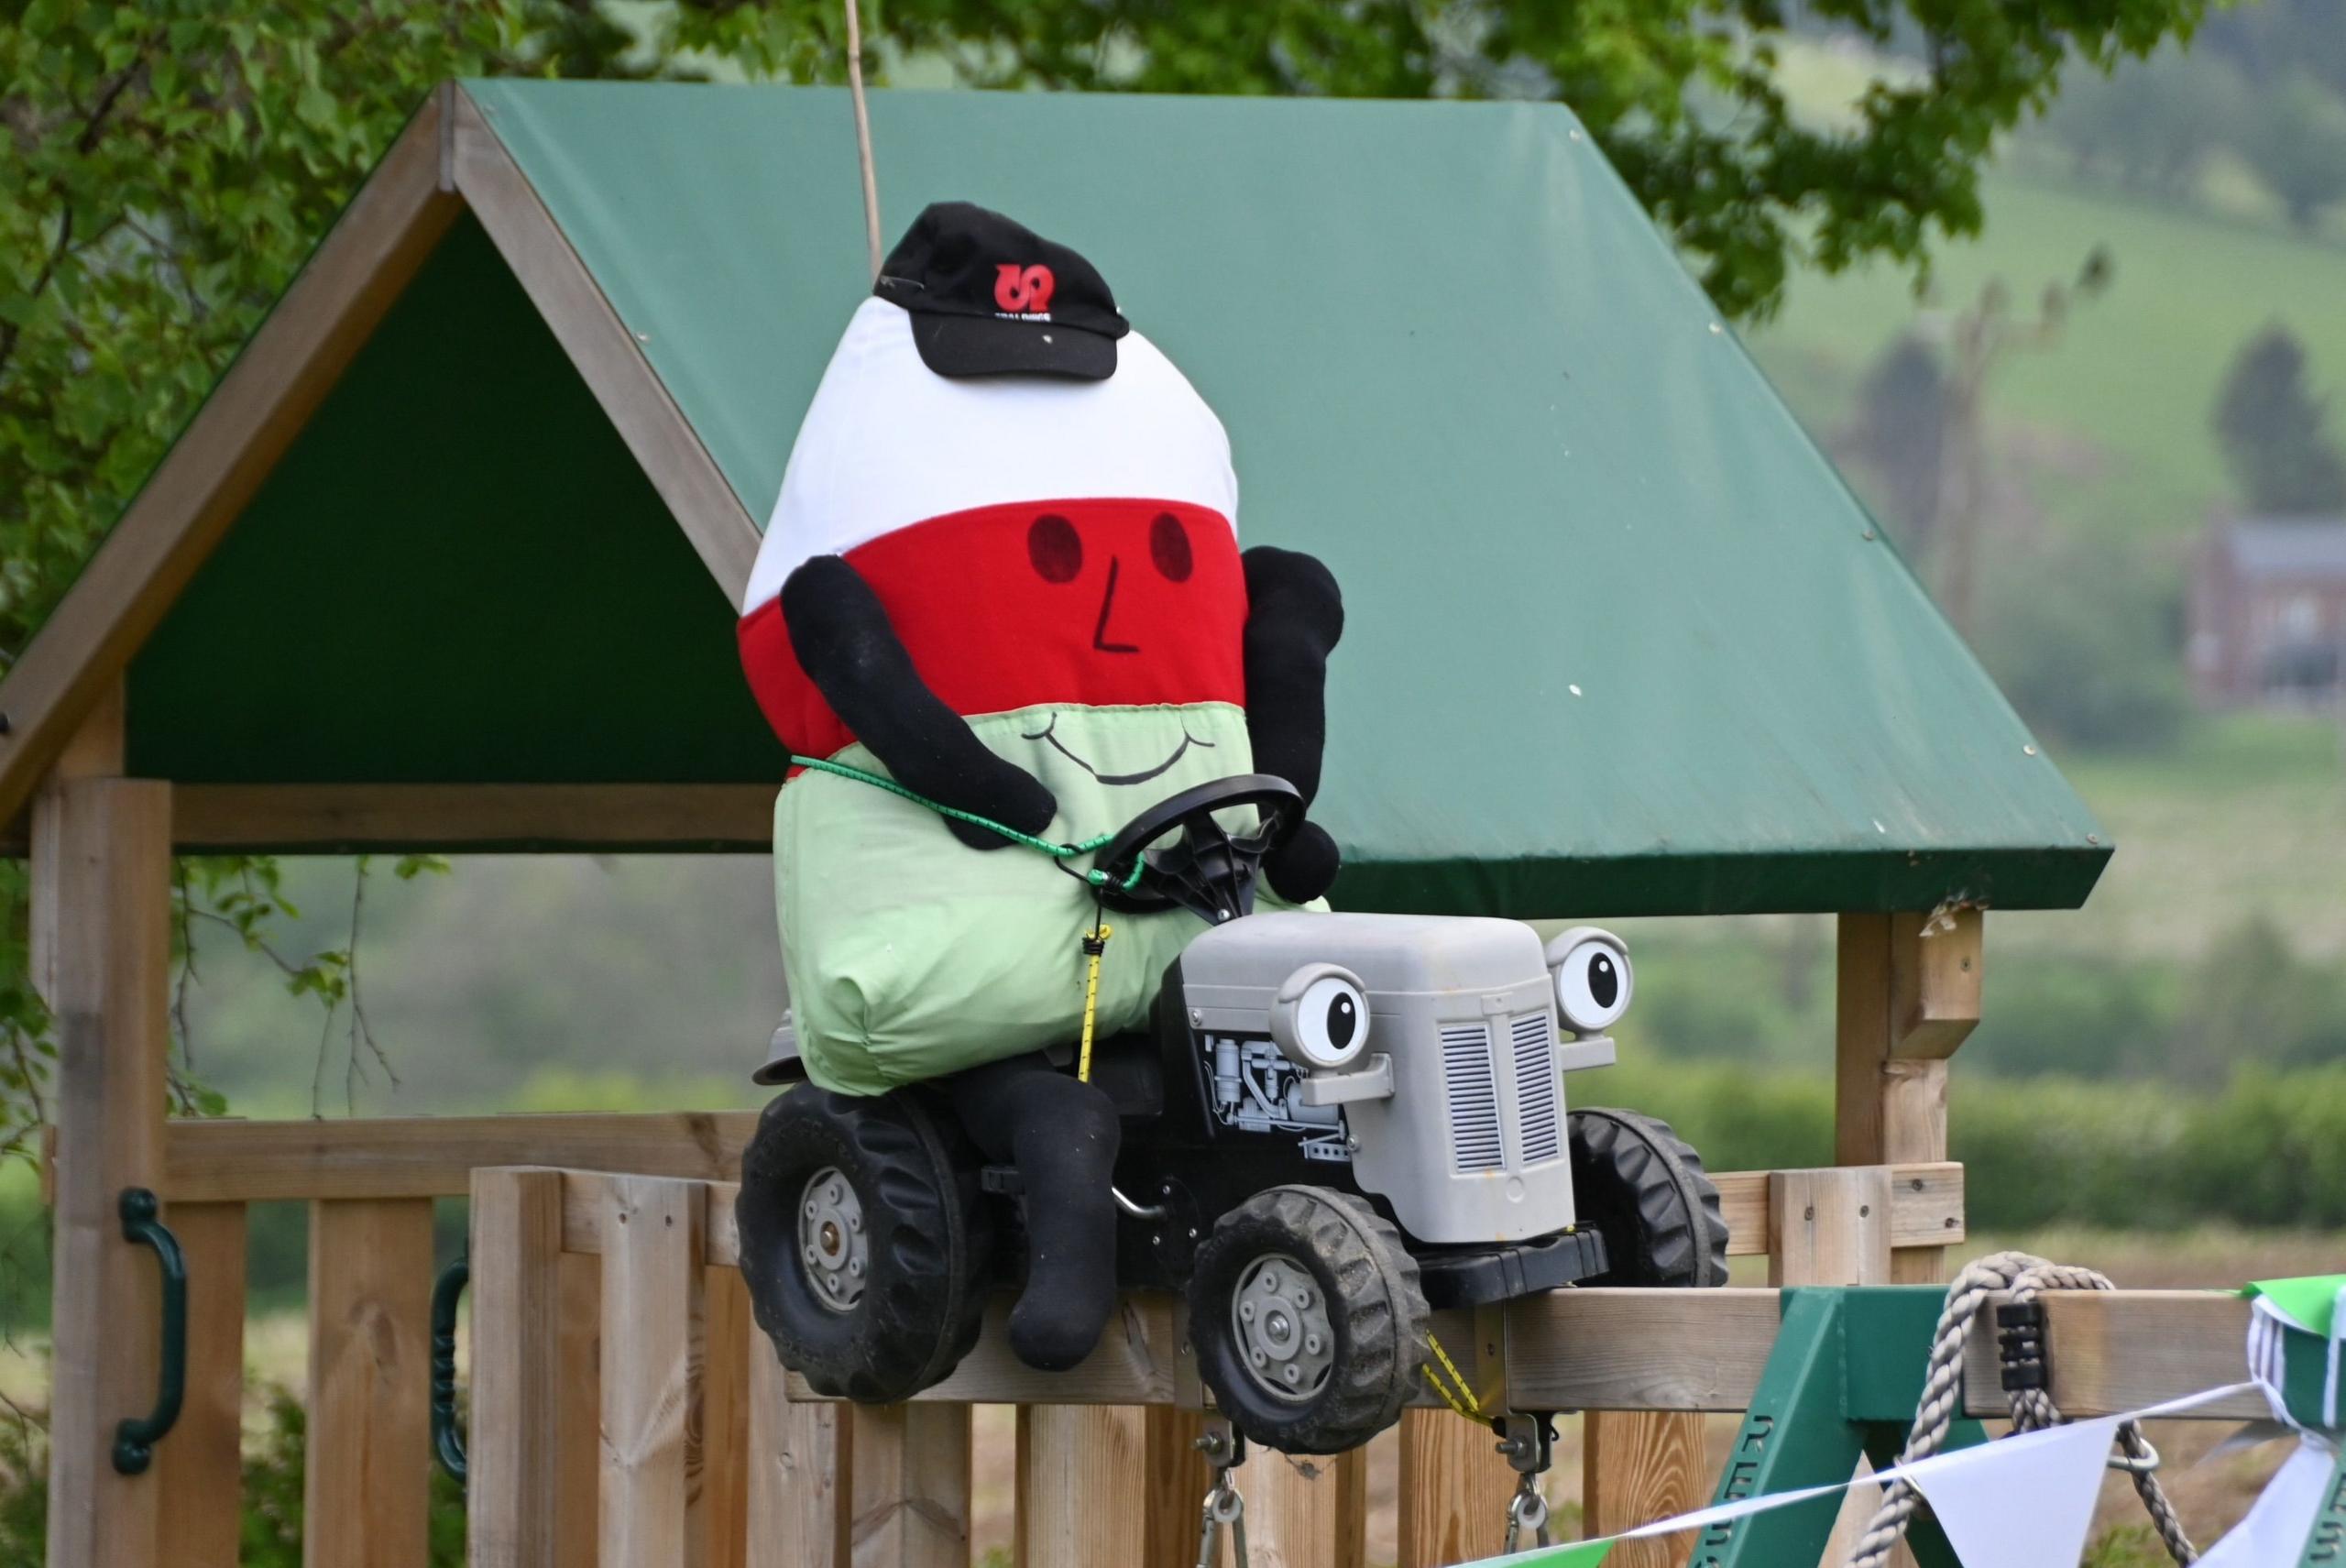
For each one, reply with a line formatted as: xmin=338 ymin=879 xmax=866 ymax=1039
xmin=735 ymin=1087 xmax=992 ymax=1403
xmin=1187 ymin=1185 xmax=1429 ymax=1454
xmin=1569 ymin=1107 xmax=1730 ymax=1288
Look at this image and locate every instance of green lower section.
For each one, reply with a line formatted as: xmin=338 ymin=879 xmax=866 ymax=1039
xmin=778 ymin=702 xmax=1322 ymax=1094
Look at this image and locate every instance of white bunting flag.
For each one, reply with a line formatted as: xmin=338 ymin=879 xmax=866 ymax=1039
xmin=2191 ymin=1439 xmax=2338 ymax=1565
xmin=1898 ymin=1414 xmax=2125 ymax=1568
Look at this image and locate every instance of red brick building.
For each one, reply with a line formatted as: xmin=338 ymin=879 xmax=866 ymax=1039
xmin=2188 ymin=517 xmax=2346 ymax=705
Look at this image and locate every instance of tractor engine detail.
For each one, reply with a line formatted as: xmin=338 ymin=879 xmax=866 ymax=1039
xmin=1204 ymin=1036 xmax=1352 ymax=1163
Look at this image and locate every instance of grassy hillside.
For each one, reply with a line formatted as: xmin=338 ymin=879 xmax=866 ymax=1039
xmin=2049 ymin=713 xmax=2346 ymax=959
xmin=1749 ymin=167 xmax=2346 ymax=538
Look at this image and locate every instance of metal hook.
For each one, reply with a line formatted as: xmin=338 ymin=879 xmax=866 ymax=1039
xmin=1194 ymin=1418 xmax=1250 ymax=1568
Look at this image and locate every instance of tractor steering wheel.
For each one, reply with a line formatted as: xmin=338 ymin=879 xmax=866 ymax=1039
xmin=1091 ymin=773 xmax=1304 ymax=926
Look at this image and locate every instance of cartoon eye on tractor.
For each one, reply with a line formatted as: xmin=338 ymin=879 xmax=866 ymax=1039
xmin=737 ymin=775 xmax=1729 ymax=1454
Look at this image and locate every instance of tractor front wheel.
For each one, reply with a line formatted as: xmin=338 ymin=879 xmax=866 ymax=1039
xmin=1187 ymin=1185 xmax=1429 ymax=1454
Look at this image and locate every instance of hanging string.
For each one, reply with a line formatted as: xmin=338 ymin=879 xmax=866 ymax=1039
xmin=843 ymin=0 xmax=882 ymax=280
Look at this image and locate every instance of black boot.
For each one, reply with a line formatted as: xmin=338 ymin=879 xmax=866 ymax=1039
xmin=947 ymin=1053 xmax=1121 ymax=1371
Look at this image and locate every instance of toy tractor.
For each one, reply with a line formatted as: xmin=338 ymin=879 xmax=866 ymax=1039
xmin=737 ymin=774 xmax=1728 ymax=1453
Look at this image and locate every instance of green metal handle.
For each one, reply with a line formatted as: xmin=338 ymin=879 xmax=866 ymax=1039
xmin=431 ymin=1255 xmax=468 ymax=1486
xmin=111 ymin=1188 xmax=186 ymax=1475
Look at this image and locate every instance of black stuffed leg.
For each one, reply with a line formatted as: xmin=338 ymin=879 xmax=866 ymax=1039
xmin=1241 ymin=546 xmax=1344 ymax=903
xmin=783 ymin=555 xmax=1056 ymax=849
xmin=946 ymin=1054 xmax=1122 ymax=1371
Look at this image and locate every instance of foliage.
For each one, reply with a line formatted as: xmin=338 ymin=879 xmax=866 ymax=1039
xmin=1631 ymin=907 xmax=2346 ymax=1088
xmin=864 ymin=1 xmax=2210 ymax=322
xmin=2033 ymin=43 xmax=2246 ymax=198
xmin=1584 ymin=1052 xmax=2346 ymax=1232
xmin=1840 ymin=331 xmax=1946 ymax=550
xmin=0 ymin=1384 xmax=466 ymax=1563
xmin=0 ymin=0 xmax=734 ymax=1173
xmin=2200 ymin=0 xmax=2346 ymax=113
xmin=2081 ymin=1525 xmax=2165 ymax=1568
xmin=1970 ymin=532 xmax=2188 ymax=751
xmin=0 ymin=1400 xmax=43 ymax=1566
xmin=2237 ymin=72 xmax=2346 ymax=234
xmin=2212 ymin=324 xmax=2346 ymax=515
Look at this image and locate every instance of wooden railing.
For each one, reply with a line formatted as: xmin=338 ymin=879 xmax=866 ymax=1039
xmin=46 ymin=1112 xmax=754 ymax=1568
xmin=91 ymin=1110 xmax=2285 ymax=1568
xmin=77 ymin=1110 xmax=1981 ymax=1567
xmin=467 ymin=1163 xmax=2265 ymax=1568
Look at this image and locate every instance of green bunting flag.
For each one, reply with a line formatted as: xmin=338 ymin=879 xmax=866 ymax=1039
xmin=2246 ymin=1274 xmax=2346 ymax=1339
xmin=1510 ymin=1541 xmax=1610 ymax=1567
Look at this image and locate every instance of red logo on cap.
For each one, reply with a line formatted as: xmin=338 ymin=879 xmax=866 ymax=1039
xmin=994 ymin=264 xmax=1056 ymax=315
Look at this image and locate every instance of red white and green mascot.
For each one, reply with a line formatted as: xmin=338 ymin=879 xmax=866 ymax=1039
xmin=738 ymin=203 xmax=1343 ymax=1370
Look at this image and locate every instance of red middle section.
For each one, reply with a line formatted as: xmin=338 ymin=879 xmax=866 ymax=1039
xmin=740 ymin=498 xmax=1246 ymax=760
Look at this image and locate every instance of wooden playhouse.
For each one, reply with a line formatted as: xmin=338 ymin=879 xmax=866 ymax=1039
xmin=2 ymin=80 xmax=2231 ymax=1568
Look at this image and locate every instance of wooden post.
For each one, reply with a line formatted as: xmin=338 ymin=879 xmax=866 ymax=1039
xmin=1836 ymin=911 xmax=1978 ymax=1285
xmin=469 ymin=1168 xmax=568 ymax=1568
xmin=1770 ymin=1167 xmax=1898 ymax=1568
xmin=1584 ymin=1410 xmax=1706 ymax=1568
xmin=40 ymin=767 xmax=170 ymax=1568
xmin=305 ymin=1197 xmax=437 ymax=1568
xmin=1016 ymin=1407 xmax=1146 ymax=1568
xmin=1142 ymin=1407 xmax=1213 ymax=1568
xmin=556 ymin=1249 xmax=605 ymax=1568
xmin=158 ymin=1201 xmax=247 ymax=1568
xmin=1397 ymin=1409 xmax=1510 ymax=1566
xmin=702 ymin=1266 xmax=752 ymax=1568
xmin=846 ymin=1404 xmax=970 ymax=1567
xmin=745 ymin=1346 xmax=850 ymax=1568
xmin=1768 ymin=1169 xmax=1895 ymax=1289
xmin=597 ymin=1174 xmax=706 ymax=1568
xmin=1245 ymin=1446 xmax=1368 ymax=1568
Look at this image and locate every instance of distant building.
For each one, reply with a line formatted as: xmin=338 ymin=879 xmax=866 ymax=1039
xmin=2188 ymin=517 xmax=2346 ymax=705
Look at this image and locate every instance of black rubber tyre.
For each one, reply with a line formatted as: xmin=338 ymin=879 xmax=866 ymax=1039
xmin=1569 ymin=1108 xmax=1730 ymax=1288
xmin=1187 ymin=1185 xmax=1429 ymax=1454
xmin=735 ymin=1087 xmax=992 ymax=1402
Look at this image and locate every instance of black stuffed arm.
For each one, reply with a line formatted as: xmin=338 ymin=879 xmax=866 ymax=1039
xmin=1241 ymin=546 xmax=1344 ymax=903
xmin=782 ymin=555 xmax=1057 ymax=850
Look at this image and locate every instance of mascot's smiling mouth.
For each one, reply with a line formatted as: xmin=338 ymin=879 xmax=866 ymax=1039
xmin=1021 ymin=713 xmax=1214 ymax=786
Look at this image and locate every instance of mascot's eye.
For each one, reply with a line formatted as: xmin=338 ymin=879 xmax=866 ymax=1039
xmin=1150 ymin=511 xmax=1193 ymax=582
xmin=1028 ymin=514 xmax=1082 ymax=583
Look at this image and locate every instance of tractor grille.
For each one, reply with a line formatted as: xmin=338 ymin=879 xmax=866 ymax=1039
xmin=1511 ymin=1011 xmax=1562 ymax=1165
xmin=1440 ymin=1022 xmax=1505 ymax=1173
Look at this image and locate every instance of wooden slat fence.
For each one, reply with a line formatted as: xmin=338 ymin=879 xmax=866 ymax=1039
xmin=82 ymin=1107 xmax=1980 ymax=1568
xmin=116 ymin=1106 xmax=2274 ymax=1568
xmin=465 ymin=1162 xmax=2266 ymax=1568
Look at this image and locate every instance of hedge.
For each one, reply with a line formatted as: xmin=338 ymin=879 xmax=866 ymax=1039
xmin=1579 ymin=1058 xmax=2346 ymax=1232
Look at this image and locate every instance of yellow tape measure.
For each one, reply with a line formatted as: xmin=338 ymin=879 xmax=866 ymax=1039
xmin=1077 ymin=923 xmax=1113 ymax=1082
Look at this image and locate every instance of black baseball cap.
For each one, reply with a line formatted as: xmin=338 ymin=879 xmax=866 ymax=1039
xmin=874 ymin=201 xmax=1129 ymax=380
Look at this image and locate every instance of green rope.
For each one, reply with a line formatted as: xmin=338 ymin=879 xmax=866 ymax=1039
xmin=789 ymin=754 xmax=1146 ymax=892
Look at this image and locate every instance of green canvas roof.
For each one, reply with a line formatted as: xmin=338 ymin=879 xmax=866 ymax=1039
xmin=5 ymin=81 xmax=2109 ymax=917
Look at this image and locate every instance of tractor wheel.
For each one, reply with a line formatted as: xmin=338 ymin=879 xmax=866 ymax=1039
xmin=735 ymin=1087 xmax=992 ymax=1403
xmin=1569 ymin=1107 xmax=1730 ymax=1288
xmin=1187 ymin=1186 xmax=1429 ymax=1454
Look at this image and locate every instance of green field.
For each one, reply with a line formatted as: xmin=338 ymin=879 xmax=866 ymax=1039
xmin=1749 ymin=166 xmax=2346 ymax=540
xmin=2047 ymin=713 xmax=2346 ymax=959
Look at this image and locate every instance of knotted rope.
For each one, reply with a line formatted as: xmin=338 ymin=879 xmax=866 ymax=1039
xmin=1844 ymin=1250 xmax=2198 ymax=1568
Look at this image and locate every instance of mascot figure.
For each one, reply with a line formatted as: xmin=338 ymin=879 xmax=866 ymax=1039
xmin=738 ymin=203 xmax=1343 ymax=1373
